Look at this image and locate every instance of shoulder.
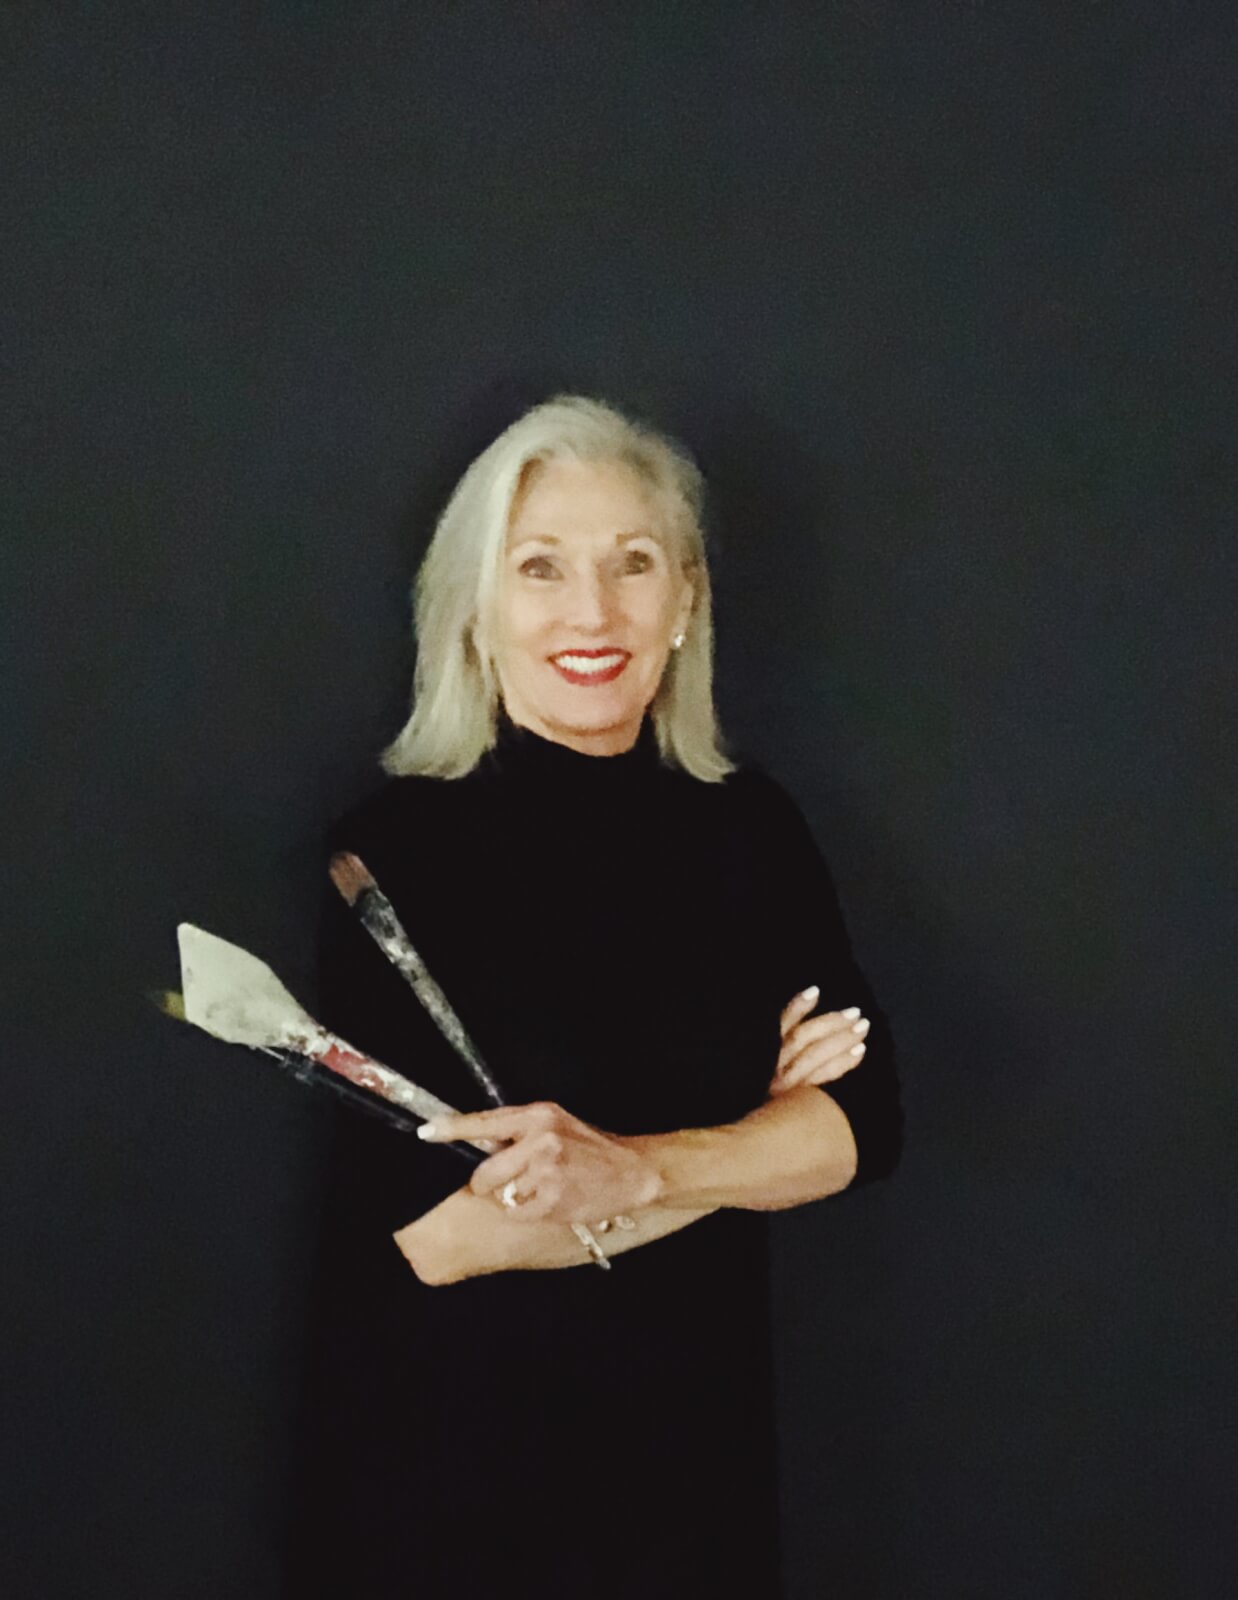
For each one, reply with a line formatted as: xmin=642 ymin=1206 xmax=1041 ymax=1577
xmin=714 ymin=754 xmax=806 ymax=825
xmin=666 ymin=753 xmax=818 ymax=872
xmin=323 ymin=772 xmax=460 ymax=853
xmin=707 ymin=755 xmax=833 ymax=881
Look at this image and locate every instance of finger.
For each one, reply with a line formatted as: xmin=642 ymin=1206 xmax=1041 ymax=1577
xmin=779 ymin=986 xmax=820 ymax=1037
xmin=500 ymin=1176 xmax=561 ymax=1223
xmin=778 ymin=1038 xmax=867 ymax=1093
xmin=780 ymin=1022 xmax=868 ymax=1083
xmin=418 ymin=1102 xmax=555 ymax=1144
xmin=776 ymin=1010 xmax=864 ymax=1072
xmin=774 ymin=1019 xmax=868 ymax=1087
xmin=469 ymin=1129 xmax=562 ymax=1199
xmin=776 ymin=1012 xmax=868 ymax=1074
xmin=486 ymin=1149 xmax=576 ymax=1222
xmin=468 ymin=1139 xmax=535 ymax=1199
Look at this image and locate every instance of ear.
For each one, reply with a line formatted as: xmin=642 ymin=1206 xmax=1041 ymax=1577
xmin=674 ymin=575 xmax=696 ymax=639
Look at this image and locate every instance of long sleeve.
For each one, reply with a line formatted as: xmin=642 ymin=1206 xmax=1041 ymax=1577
xmin=756 ymin=775 xmax=904 ymax=1190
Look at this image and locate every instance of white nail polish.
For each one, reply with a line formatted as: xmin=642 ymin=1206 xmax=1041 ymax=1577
xmin=842 ymin=1006 xmax=861 ymax=1020
xmin=852 ymin=1019 xmax=870 ymax=1035
xmin=417 ymin=1122 xmax=439 ymax=1140
xmin=801 ymin=985 xmax=820 ymax=1004
xmin=849 ymin=1043 xmax=866 ymax=1056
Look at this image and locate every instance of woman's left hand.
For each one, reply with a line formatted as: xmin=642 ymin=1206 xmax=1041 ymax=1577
xmin=417 ymin=1102 xmax=664 ymax=1224
xmin=767 ymin=987 xmax=871 ymax=1096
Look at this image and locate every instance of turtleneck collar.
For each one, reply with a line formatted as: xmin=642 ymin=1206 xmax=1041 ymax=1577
xmin=485 ymin=702 xmax=663 ymax=784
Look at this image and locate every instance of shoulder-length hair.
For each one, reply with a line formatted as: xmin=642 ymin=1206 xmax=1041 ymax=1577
xmin=379 ymin=393 xmax=737 ymax=783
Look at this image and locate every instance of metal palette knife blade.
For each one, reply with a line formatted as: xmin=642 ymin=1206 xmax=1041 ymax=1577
xmin=175 ymin=922 xmax=472 ymax=1132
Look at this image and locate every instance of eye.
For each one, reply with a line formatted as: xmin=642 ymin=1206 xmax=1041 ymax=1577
xmin=623 ymin=549 xmax=655 ymax=573
xmin=519 ymin=556 xmax=558 ymax=578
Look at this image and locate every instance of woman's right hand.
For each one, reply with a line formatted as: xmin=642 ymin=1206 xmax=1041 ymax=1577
xmin=767 ymin=987 xmax=870 ymax=1097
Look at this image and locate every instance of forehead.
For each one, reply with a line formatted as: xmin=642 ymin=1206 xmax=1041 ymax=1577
xmin=506 ymin=456 xmax=666 ymax=546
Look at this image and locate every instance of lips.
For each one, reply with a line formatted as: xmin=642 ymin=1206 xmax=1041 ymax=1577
xmin=549 ymin=648 xmax=630 ymax=658
xmin=549 ymin=649 xmax=631 ymax=686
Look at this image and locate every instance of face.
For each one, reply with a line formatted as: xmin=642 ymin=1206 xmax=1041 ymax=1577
xmin=486 ymin=456 xmax=695 ymax=756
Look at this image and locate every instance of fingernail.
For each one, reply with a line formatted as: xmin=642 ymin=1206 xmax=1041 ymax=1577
xmin=801 ymin=985 xmax=820 ymax=1004
xmin=417 ymin=1122 xmax=440 ymax=1141
xmin=852 ymin=1018 xmax=870 ymax=1036
xmin=842 ymin=1006 xmax=861 ymax=1021
xmin=849 ymin=1043 xmax=866 ymax=1057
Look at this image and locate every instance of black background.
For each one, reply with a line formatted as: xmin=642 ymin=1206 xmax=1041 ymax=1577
xmin=4 ymin=4 xmax=1234 ymax=1596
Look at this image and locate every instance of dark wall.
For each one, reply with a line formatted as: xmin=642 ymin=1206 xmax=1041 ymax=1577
xmin=5 ymin=5 xmax=1233 ymax=1596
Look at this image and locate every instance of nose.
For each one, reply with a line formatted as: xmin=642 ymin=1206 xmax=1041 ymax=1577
xmin=567 ymin=563 xmax=618 ymax=631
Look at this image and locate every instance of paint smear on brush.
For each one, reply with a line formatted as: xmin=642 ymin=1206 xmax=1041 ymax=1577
xmin=178 ymin=923 xmax=319 ymax=1048
xmin=176 ymin=923 xmax=463 ymax=1128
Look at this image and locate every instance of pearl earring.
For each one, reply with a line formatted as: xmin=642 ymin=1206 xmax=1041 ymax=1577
xmin=671 ymin=631 xmax=686 ymax=650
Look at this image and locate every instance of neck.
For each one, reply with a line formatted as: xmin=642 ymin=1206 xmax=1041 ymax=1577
xmin=499 ymin=703 xmax=647 ymax=757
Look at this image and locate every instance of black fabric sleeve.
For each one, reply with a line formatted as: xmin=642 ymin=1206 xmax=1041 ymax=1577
xmin=756 ymin=775 xmax=904 ymax=1190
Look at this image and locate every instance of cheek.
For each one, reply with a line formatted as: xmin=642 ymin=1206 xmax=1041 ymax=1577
xmin=496 ymin=592 xmax=547 ymax=645
xmin=636 ymin=587 xmax=678 ymax=633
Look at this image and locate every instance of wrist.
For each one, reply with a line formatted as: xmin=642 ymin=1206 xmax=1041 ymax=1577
xmin=622 ymin=1127 xmax=730 ymax=1210
xmin=620 ymin=1092 xmax=857 ymax=1212
xmin=601 ymin=1134 xmax=665 ymax=1210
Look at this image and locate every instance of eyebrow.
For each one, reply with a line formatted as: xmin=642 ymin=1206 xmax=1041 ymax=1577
xmin=509 ymin=530 xmax=662 ymax=552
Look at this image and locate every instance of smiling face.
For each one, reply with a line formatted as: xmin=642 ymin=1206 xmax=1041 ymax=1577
xmin=487 ymin=455 xmax=695 ymax=756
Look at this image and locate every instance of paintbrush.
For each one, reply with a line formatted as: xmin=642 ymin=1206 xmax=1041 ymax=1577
xmin=153 ymin=924 xmax=503 ymax=1167
xmin=328 ymin=852 xmax=622 ymax=1269
xmin=151 ymin=988 xmax=474 ymax=1148
xmin=327 ymin=853 xmax=505 ymax=1102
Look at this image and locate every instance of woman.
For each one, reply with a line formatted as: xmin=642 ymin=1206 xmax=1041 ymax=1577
xmin=286 ymin=395 xmax=902 ymax=1599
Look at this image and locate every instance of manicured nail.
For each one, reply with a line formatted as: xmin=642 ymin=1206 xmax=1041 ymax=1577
xmin=842 ymin=1006 xmax=861 ymax=1020
xmin=849 ymin=1043 xmax=866 ymax=1057
xmin=852 ymin=1018 xmax=870 ymax=1036
xmin=417 ymin=1122 xmax=440 ymax=1141
xmin=800 ymin=985 xmax=820 ymax=1004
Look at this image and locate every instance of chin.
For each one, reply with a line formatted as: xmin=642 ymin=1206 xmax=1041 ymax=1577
xmin=547 ymin=690 xmax=647 ymax=731
xmin=505 ymin=662 xmax=655 ymax=735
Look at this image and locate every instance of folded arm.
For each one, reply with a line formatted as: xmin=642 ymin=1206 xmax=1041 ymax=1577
xmin=395 ymin=1082 xmax=857 ymax=1285
xmin=394 ymin=1186 xmax=719 ymax=1284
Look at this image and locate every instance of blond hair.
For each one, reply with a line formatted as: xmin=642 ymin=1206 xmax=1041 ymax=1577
xmin=380 ymin=393 xmax=736 ymax=782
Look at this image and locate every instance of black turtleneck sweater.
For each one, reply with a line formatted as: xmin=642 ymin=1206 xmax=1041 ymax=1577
xmin=285 ymin=707 xmax=901 ymax=1600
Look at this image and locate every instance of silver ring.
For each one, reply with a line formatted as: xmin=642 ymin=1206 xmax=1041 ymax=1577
xmin=500 ymin=1179 xmax=524 ymax=1210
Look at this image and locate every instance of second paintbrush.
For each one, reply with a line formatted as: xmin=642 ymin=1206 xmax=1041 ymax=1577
xmin=328 ymin=851 xmax=619 ymax=1270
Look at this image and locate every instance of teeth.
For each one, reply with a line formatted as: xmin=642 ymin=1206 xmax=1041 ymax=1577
xmin=554 ymin=653 xmax=626 ymax=673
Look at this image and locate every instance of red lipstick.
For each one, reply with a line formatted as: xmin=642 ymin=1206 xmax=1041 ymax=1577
xmin=549 ymin=649 xmax=631 ymax=686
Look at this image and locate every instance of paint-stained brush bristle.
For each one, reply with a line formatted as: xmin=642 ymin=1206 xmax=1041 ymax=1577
xmin=148 ymin=988 xmax=186 ymax=1021
xmin=329 ymin=851 xmax=374 ymax=906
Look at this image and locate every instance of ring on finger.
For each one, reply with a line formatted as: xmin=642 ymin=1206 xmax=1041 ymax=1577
xmin=499 ymin=1178 xmax=527 ymax=1210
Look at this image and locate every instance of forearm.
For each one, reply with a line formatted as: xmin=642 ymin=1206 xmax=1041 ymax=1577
xmin=395 ymin=1085 xmax=857 ymax=1283
xmin=627 ymin=1084 xmax=858 ymax=1212
xmin=394 ymin=1187 xmax=718 ymax=1285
